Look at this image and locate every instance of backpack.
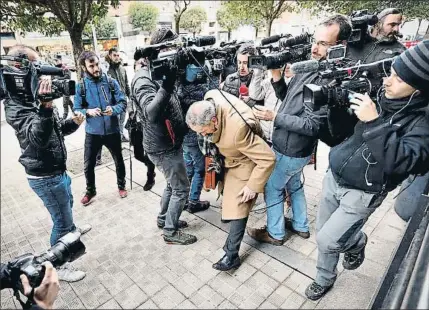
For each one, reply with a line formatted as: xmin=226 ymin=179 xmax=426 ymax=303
xmin=79 ymin=76 xmax=116 ymax=108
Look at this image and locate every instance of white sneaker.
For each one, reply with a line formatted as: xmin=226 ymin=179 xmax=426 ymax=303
xmin=57 ymin=263 xmax=86 ymax=282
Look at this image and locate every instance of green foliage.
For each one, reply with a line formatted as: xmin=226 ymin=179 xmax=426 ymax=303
xmin=223 ymin=0 xmax=294 ymax=36
xmin=296 ymin=0 xmax=429 ymax=20
xmin=83 ymin=16 xmax=117 ymax=39
xmin=216 ymin=6 xmax=239 ymax=32
xmin=128 ymin=2 xmax=159 ymax=33
xmin=179 ymin=6 xmax=207 ymax=35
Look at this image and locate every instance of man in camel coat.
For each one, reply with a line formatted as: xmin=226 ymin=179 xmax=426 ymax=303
xmin=186 ymin=89 xmax=275 ymax=271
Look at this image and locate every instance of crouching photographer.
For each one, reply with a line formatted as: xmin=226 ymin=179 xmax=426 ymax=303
xmin=305 ymin=40 xmax=429 ymax=300
xmin=1 ymin=230 xmax=87 ymax=309
xmin=131 ymin=28 xmax=196 ymax=245
xmin=1 ymin=45 xmax=90 ymax=282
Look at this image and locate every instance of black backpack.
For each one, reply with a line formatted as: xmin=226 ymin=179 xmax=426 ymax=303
xmin=79 ymin=76 xmax=116 ymax=108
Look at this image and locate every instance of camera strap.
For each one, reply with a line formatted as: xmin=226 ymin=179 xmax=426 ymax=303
xmin=13 ymin=287 xmax=35 ymax=309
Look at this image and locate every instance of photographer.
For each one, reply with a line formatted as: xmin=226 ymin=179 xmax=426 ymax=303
xmin=305 ymin=40 xmax=429 ymax=300
xmin=53 ymin=55 xmax=74 ymax=119
xmin=74 ymin=51 xmax=128 ymax=206
xmin=177 ymin=64 xmax=210 ymax=214
xmin=1 ymin=262 xmax=59 ymax=309
xmin=4 ymin=45 xmax=88 ymax=282
xmin=131 ymin=28 xmax=196 ymax=245
xmin=247 ymin=15 xmax=352 ymax=245
xmin=347 ymin=8 xmax=405 ymax=64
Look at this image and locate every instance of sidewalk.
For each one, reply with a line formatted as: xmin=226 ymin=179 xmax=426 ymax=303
xmin=0 ymin=112 xmax=406 ymax=309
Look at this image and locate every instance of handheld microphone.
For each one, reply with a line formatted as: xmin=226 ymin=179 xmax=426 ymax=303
xmin=261 ymin=35 xmax=281 ymax=46
xmin=239 ymin=84 xmax=249 ymax=97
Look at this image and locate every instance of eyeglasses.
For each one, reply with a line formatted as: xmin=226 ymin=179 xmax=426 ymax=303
xmin=310 ymin=38 xmax=341 ymax=48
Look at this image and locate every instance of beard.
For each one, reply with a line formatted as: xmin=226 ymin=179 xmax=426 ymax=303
xmin=87 ymin=70 xmax=101 ymax=80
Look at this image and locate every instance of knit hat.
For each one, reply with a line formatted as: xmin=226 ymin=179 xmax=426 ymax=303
xmin=392 ymin=40 xmax=429 ymax=93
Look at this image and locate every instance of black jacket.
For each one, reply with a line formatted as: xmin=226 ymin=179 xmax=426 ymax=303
xmin=271 ymin=73 xmax=327 ymax=158
xmin=329 ymin=95 xmax=429 ymax=193
xmin=131 ymin=68 xmax=187 ymax=155
xmin=4 ymin=98 xmax=79 ymax=177
xmin=347 ymin=36 xmax=406 ymax=64
xmin=107 ymin=61 xmax=131 ymax=97
xmin=222 ymin=71 xmax=263 ymax=107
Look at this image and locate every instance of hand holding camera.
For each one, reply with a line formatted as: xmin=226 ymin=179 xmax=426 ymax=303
xmin=38 ymin=78 xmax=54 ymax=108
xmin=349 ymin=92 xmax=379 ymax=122
xmin=20 ymin=262 xmax=59 ymax=310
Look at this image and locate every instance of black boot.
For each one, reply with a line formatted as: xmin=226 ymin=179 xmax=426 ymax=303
xmin=186 ymin=200 xmax=210 ymax=214
xmin=143 ymin=172 xmax=156 ymax=191
xmin=305 ymin=282 xmax=333 ymax=300
xmin=343 ymin=233 xmax=368 ymax=270
xmin=212 ymin=255 xmax=241 ymax=271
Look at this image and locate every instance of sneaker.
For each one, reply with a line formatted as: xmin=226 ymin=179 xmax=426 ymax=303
xmin=157 ymin=220 xmax=188 ymax=229
xmin=305 ymin=281 xmax=332 ymax=300
xmin=343 ymin=233 xmax=368 ymax=270
xmin=284 ymin=218 xmax=310 ymax=239
xmin=119 ymin=189 xmax=128 ymax=198
xmin=164 ymin=231 xmax=197 ymax=245
xmin=77 ymin=224 xmax=92 ymax=235
xmin=57 ymin=263 xmax=86 ymax=282
xmin=247 ymin=226 xmax=284 ymax=246
xmin=143 ymin=173 xmax=156 ymax=191
xmin=186 ymin=200 xmax=210 ymax=214
xmin=81 ymin=192 xmax=96 ymax=206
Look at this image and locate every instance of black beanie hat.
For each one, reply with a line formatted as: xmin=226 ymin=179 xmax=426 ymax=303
xmin=392 ymin=40 xmax=429 ymax=93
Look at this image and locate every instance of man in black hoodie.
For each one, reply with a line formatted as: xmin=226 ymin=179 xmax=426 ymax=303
xmin=131 ymin=28 xmax=196 ymax=245
xmin=305 ymin=40 xmax=429 ymax=300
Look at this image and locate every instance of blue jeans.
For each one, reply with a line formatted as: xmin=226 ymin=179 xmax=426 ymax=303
xmin=28 ymin=172 xmax=76 ymax=246
xmin=183 ymin=144 xmax=205 ymax=202
xmin=265 ymin=149 xmax=311 ymax=240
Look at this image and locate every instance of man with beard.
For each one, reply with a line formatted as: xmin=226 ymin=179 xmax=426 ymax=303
xmin=347 ymin=8 xmax=405 ymax=64
xmin=74 ymin=51 xmax=128 ymax=206
xmin=53 ymin=55 xmax=74 ymax=119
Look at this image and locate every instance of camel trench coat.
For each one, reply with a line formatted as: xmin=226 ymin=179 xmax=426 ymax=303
xmin=204 ymin=90 xmax=275 ymax=220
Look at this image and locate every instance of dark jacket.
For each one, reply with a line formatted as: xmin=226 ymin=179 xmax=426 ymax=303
xmin=131 ymin=68 xmax=187 ymax=155
xmin=177 ymin=82 xmax=208 ymax=146
xmin=270 ymin=73 xmax=327 ymax=158
xmin=107 ymin=61 xmax=131 ymax=97
xmin=74 ymin=73 xmax=126 ymax=135
xmin=4 ymin=98 xmax=79 ymax=177
xmin=329 ymin=95 xmax=429 ymax=194
xmin=347 ymin=36 xmax=406 ymax=64
xmin=222 ymin=71 xmax=263 ymax=107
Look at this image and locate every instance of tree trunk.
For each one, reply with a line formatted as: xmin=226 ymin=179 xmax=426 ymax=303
xmin=415 ymin=18 xmax=422 ymax=40
xmin=175 ymin=18 xmax=180 ymax=34
xmin=255 ymin=27 xmax=259 ymax=39
xmin=266 ymin=19 xmax=274 ymax=37
xmin=69 ymin=29 xmax=84 ymax=80
xmin=228 ymin=30 xmax=231 ymax=41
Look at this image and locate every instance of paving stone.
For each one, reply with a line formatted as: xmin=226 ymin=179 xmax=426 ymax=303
xmin=114 ymin=284 xmax=148 ymax=309
xmin=136 ymin=299 xmax=159 ymax=309
xmin=280 ymin=292 xmax=306 ymax=309
xmin=97 ymin=298 xmax=122 ymax=309
xmin=267 ymin=285 xmax=294 ymax=307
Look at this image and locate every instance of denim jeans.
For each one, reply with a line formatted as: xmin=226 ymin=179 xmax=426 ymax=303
xmin=183 ymin=144 xmax=205 ymax=201
xmin=148 ymin=148 xmax=190 ymax=236
xmin=265 ymin=149 xmax=311 ymax=240
xmin=84 ymin=132 xmax=126 ymax=193
xmin=28 ymin=172 xmax=76 ymax=246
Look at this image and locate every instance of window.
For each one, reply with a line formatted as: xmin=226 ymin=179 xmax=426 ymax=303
xmin=209 ymin=22 xmax=215 ymax=27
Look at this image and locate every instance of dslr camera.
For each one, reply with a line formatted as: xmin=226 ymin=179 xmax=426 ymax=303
xmin=4 ymin=231 xmax=85 ymax=306
xmin=0 ymin=55 xmax=75 ymax=103
xmin=134 ymin=36 xmax=216 ymax=80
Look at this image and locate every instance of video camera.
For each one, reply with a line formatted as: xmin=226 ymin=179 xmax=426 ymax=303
xmin=0 ymin=55 xmax=75 ymax=103
xmin=248 ymin=33 xmax=313 ymax=70
xmin=302 ymin=57 xmax=395 ymax=109
xmin=5 ymin=231 xmax=85 ymax=307
xmin=134 ymin=36 xmax=216 ymax=80
xmin=348 ymin=10 xmax=378 ymax=45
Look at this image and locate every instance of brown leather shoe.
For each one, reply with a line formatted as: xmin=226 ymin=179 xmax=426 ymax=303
xmin=284 ymin=218 xmax=310 ymax=239
xmin=247 ymin=226 xmax=284 ymax=246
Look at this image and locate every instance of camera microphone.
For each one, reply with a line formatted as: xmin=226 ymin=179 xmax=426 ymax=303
xmin=195 ymin=36 xmax=216 ymax=47
xmin=290 ymin=59 xmax=322 ymax=74
xmin=261 ymin=35 xmax=281 ymax=46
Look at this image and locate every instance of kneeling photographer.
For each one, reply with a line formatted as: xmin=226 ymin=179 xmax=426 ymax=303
xmin=2 ymin=45 xmax=90 ymax=283
xmin=131 ymin=28 xmax=196 ymax=245
xmin=305 ymin=40 xmax=429 ymax=300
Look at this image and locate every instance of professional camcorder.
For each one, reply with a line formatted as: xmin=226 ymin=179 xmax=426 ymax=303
xmin=134 ymin=36 xmax=216 ymax=80
xmin=348 ymin=10 xmax=378 ymax=45
xmin=0 ymin=55 xmax=75 ymax=103
xmin=4 ymin=231 xmax=85 ymax=307
xmin=302 ymin=57 xmax=395 ymax=109
xmin=248 ymin=33 xmax=313 ymax=70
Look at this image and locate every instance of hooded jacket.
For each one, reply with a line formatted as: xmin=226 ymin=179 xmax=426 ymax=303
xmin=106 ymin=60 xmax=131 ymax=98
xmin=329 ymin=94 xmax=429 ymax=193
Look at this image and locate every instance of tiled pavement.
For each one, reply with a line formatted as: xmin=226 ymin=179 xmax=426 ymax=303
xmin=1 ymin=106 xmax=407 ymax=309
